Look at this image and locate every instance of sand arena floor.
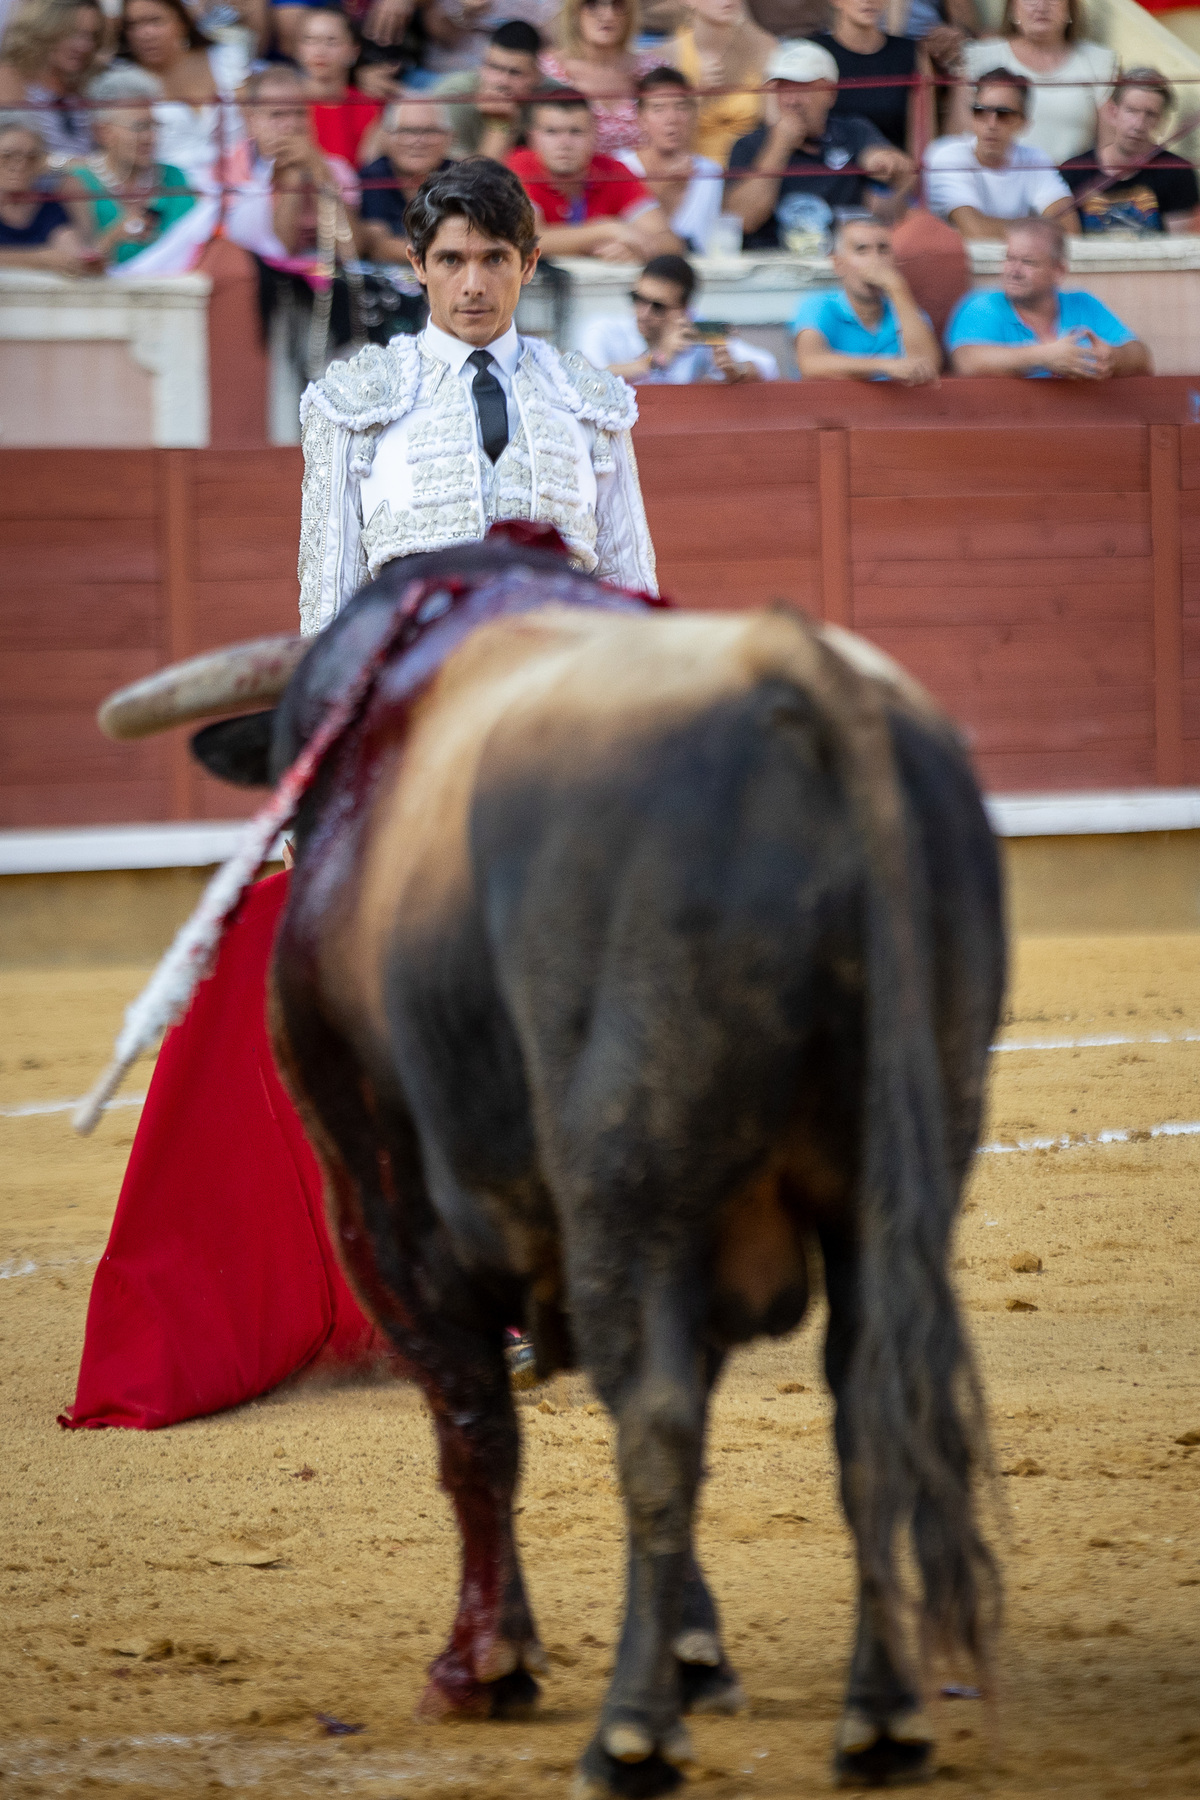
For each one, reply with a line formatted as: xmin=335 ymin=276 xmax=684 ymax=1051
xmin=0 ymin=935 xmax=1198 ymax=1799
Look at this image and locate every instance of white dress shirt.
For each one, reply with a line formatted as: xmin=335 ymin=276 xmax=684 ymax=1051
xmin=419 ymin=319 xmax=522 ymax=449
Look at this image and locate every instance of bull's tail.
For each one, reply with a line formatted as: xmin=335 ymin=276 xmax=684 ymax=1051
xmin=775 ymin=617 xmax=1001 ymax=1680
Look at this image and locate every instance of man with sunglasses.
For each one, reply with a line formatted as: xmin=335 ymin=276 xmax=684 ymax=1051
xmin=924 ymin=68 xmax=1079 ymax=242
xmin=579 ymin=253 xmax=777 ymax=382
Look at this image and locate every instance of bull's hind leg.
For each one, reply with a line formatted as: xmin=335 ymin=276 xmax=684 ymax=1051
xmin=674 ymin=1351 xmax=743 ymax=1719
xmin=270 ymin=998 xmax=544 ymax=1722
xmin=821 ymin=1230 xmax=933 ymax=1788
xmin=569 ymin=1271 xmax=712 ymax=1800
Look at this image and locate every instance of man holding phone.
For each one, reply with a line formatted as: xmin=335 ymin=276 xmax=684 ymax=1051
xmin=580 ymin=253 xmax=777 ymax=383
xmin=947 ymin=217 xmax=1151 ymax=379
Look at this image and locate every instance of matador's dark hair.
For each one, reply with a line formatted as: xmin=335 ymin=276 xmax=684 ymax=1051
xmin=405 ymin=157 xmax=538 ymax=263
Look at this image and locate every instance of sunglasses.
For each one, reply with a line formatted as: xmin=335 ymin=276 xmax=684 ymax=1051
xmin=972 ymin=104 xmax=1022 ymax=120
xmin=629 ymin=290 xmax=671 ymax=313
xmin=581 ymin=0 xmax=625 ymax=10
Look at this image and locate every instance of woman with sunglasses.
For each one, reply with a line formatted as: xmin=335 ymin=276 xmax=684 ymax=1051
xmin=924 ymin=66 xmax=1079 ymax=239
xmin=539 ymin=0 xmax=661 ymax=155
xmin=952 ymin=0 xmax=1115 ymax=165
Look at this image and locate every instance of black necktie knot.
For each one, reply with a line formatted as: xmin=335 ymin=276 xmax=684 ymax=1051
xmin=468 ymin=349 xmax=509 ymax=465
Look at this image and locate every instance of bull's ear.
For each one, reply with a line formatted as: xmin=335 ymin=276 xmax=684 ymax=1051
xmin=189 ymin=711 xmax=276 ymax=787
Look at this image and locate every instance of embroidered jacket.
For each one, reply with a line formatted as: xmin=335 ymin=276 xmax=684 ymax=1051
xmin=297 ymin=332 xmax=657 ymax=636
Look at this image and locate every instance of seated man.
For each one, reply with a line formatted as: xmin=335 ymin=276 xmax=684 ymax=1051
xmin=579 ymin=252 xmax=778 ymax=383
xmin=617 ymin=68 xmax=724 ymax=257
xmin=225 ymin=65 xmax=363 ymax=268
xmin=924 ymin=68 xmax=1078 ymax=242
xmin=946 ymin=217 xmax=1151 ymax=378
xmin=507 ymin=89 xmax=683 ymax=262
xmin=0 ymin=116 xmax=97 ymax=275
xmin=359 ymin=99 xmax=454 ymax=261
xmin=1061 ymin=67 xmax=1200 ymax=237
xmin=433 ymin=19 xmax=542 ymax=161
xmin=791 ymin=213 xmax=940 ymax=384
xmin=725 ymin=40 xmax=913 ymax=253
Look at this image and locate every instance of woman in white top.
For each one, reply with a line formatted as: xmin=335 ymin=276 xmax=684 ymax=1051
xmin=617 ymin=66 xmax=723 ymax=254
xmin=116 ymin=0 xmax=244 ymax=187
xmin=953 ymin=0 xmax=1116 ymax=164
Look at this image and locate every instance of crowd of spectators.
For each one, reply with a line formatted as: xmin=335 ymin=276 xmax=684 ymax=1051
xmin=0 ymin=0 xmax=1195 ymax=384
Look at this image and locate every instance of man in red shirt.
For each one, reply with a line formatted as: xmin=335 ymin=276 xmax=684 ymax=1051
xmin=507 ymin=91 xmax=683 ymax=261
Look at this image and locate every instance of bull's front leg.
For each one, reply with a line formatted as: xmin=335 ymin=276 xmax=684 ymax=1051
xmin=415 ymin=1340 xmax=546 ymax=1718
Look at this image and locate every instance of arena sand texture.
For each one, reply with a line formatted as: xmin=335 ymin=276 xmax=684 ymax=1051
xmin=1 ymin=936 xmax=1198 ymax=1799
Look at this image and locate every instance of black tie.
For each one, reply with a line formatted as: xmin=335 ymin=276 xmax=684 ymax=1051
xmin=468 ymin=349 xmax=509 ymax=465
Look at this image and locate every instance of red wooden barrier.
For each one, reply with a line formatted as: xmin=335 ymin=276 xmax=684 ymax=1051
xmin=2 ymin=379 xmax=1197 ymax=828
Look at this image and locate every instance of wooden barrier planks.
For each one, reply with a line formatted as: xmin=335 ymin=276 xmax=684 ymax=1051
xmin=846 ymin=423 xmax=1158 ymax=793
xmin=1 ymin=391 xmax=1195 ymax=827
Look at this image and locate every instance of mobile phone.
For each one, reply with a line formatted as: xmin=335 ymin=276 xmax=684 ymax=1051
xmin=693 ymin=320 xmax=729 ymax=343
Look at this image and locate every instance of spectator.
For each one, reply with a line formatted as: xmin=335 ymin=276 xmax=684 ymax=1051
xmin=671 ymin=0 xmax=774 ymax=168
xmin=0 ymin=111 xmax=97 ymax=268
xmin=882 ymin=0 xmax=981 ymax=76
xmin=815 ymin=0 xmax=919 ymax=154
xmin=946 ymin=216 xmax=1151 ymax=377
xmin=293 ymin=7 xmax=383 ymax=166
xmin=432 ymin=19 xmax=541 ymax=160
xmin=423 ymin=0 xmax=556 ymax=78
xmin=358 ymin=96 xmax=451 ymax=258
xmin=617 ymin=67 xmax=723 ymax=254
xmin=791 ymin=211 xmax=940 ymax=383
xmin=1061 ymin=68 xmax=1199 ymax=237
xmin=924 ymin=68 xmax=1078 ymax=240
xmin=726 ymin=41 xmax=913 ymax=251
xmin=0 ymin=0 xmax=103 ymax=163
xmin=539 ymin=0 xmax=662 ymax=157
xmin=225 ymin=64 xmax=361 ymax=265
xmin=955 ymin=0 xmax=1116 ymax=166
xmin=579 ymin=250 xmax=778 ymax=379
xmin=116 ymin=0 xmax=235 ymax=188
xmin=507 ymin=89 xmax=683 ymax=260
xmin=68 ymin=65 xmax=200 ymax=264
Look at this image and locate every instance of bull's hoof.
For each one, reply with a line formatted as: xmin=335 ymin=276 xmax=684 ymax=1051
xmin=573 ymin=1746 xmax=685 ymax=1799
xmin=676 ymin=1649 xmax=745 ymax=1716
xmin=833 ymin=1707 xmax=934 ymax=1788
xmin=417 ymin=1650 xmax=542 ymax=1722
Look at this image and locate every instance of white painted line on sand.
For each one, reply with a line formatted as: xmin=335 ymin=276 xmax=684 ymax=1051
xmin=0 ymin=1094 xmax=147 ymax=1120
xmin=979 ymin=1119 xmax=1200 ymax=1156
xmin=993 ymin=1031 xmax=1200 ymax=1053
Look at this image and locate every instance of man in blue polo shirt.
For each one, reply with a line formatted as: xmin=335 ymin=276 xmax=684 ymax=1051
xmin=791 ymin=214 xmax=941 ymax=384
xmin=947 ymin=217 xmax=1152 ymax=378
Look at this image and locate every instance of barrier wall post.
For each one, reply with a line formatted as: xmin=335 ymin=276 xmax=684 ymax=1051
xmin=161 ymin=449 xmax=196 ymax=820
xmin=818 ymin=427 xmax=852 ymax=627
xmin=1150 ymin=423 xmax=1184 ymax=786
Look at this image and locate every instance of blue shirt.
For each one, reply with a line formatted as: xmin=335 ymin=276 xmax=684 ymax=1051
xmin=945 ymin=288 xmax=1135 ymax=377
xmin=791 ymin=289 xmax=927 ymax=379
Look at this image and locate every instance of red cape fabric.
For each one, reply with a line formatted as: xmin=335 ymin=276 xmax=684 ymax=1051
xmin=61 ymin=871 xmax=389 ymax=1431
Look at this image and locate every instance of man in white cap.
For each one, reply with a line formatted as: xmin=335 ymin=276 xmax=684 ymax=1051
xmin=725 ymin=39 xmax=914 ymax=251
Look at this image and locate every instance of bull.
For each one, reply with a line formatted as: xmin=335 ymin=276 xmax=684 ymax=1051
xmin=105 ymin=535 xmax=1004 ymax=1794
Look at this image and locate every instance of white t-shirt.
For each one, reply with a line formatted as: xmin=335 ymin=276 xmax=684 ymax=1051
xmin=615 ymin=150 xmax=724 ymax=255
xmin=579 ymin=314 xmax=779 ymax=383
xmin=962 ymin=38 xmax=1117 ymax=165
xmin=923 ymin=134 xmax=1072 ymax=223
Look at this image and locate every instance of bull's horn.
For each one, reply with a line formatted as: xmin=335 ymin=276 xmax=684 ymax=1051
xmin=97 ymin=636 xmax=308 ymax=741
